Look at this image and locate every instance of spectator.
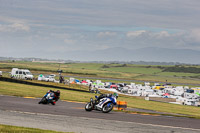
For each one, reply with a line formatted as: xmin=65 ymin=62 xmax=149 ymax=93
xmin=59 ymin=76 xmax=64 ymax=83
xmin=89 ymin=83 xmax=92 ymax=92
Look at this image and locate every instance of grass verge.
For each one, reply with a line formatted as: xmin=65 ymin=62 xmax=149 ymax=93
xmin=0 ymin=124 xmax=70 ymax=133
xmin=0 ymin=81 xmax=94 ymax=102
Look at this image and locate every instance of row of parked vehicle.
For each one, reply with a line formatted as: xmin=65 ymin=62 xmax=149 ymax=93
xmin=68 ymin=78 xmax=200 ymax=107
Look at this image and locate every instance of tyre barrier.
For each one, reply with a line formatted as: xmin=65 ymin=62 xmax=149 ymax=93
xmin=114 ymin=101 xmax=127 ymax=111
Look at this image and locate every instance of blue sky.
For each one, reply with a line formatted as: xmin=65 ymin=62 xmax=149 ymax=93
xmin=0 ymin=0 xmax=200 ymax=60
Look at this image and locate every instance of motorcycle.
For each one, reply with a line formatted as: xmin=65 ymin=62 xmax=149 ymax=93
xmin=89 ymin=88 xmax=100 ymax=94
xmin=85 ymin=95 xmax=117 ymax=113
xmin=38 ymin=92 xmax=56 ymax=105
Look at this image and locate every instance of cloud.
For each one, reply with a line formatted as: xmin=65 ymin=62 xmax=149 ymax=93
xmin=0 ymin=15 xmax=26 ymax=24
xmin=126 ymin=30 xmax=146 ymax=37
xmin=11 ymin=23 xmax=30 ymax=31
xmin=51 ymin=33 xmax=71 ymax=39
xmin=152 ymin=31 xmax=170 ymax=39
xmin=64 ymin=38 xmax=76 ymax=44
xmin=189 ymin=29 xmax=200 ymax=42
xmin=126 ymin=30 xmax=171 ymax=39
xmin=97 ymin=31 xmax=117 ymax=37
xmin=0 ymin=23 xmax=30 ymax=32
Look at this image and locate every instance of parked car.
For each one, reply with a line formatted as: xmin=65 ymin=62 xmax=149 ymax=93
xmin=183 ymin=98 xmax=199 ymax=106
xmin=44 ymin=74 xmax=56 ymax=82
xmin=0 ymin=71 xmax=2 ymax=76
xmin=49 ymin=74 xmax=56 ymax=78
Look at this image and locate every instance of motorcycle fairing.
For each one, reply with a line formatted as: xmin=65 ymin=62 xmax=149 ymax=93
xmin=96 ymin=97 xmax=111 ymax=109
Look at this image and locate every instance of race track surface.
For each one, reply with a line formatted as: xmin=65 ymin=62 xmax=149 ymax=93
xmin=0 ymin=95 xmax=200 ymax=133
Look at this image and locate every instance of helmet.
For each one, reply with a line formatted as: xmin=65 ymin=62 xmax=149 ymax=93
xmin=113 ymin=93 xmax=118 ymax=99
xmin=55 ymin=90 xmax=60 ymax=96
xmin=106 ymin=94 xmax=111 ymax=97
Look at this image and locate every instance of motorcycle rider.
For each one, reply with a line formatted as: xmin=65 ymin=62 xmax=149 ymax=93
xmin=95 ymin=92 xmax=118 ymax=104
xmin=53 ymin=90 xmax=60 ymax=102
xmin=45 ymin=90 xmax=60 ymax=105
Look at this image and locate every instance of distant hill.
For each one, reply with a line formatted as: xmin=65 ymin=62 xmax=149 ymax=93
xmin=1 ymin=47 xmax=200 ymax=65
xmin=60 ymin=47 xmax=200 ymax=64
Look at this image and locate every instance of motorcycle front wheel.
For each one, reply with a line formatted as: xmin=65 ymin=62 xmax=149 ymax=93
xmin=102 ymin=103 xmax=114 ymax=113
xmin=38 ymin=97 xmax=47 ymax=104
xmin=85 ymin=102 xmax=93 ymax=111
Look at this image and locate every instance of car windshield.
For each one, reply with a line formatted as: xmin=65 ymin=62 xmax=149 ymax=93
xmin=26 ymin=72 xmax=32 ymax=75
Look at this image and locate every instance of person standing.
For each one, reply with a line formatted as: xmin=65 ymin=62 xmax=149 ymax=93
xmin=89 ymin=83 xmax=92 ymax=92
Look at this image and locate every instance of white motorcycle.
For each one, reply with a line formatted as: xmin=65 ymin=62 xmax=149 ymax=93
xmin=85 ymin=94 xmax=117 ymax=113
xmin=38 ymin=92 xmax=55 ymax=105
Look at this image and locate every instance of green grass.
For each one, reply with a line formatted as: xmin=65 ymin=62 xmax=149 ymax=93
xmin=118 ymin=95 xmax=200 ymax=117
xmin=1 ymin=81 xmax=200 ymax=118
xmin=157 ymin=72 xmax=200 ymax=77
xmin=104 ymin=67 xmax=162 ymax=74
xmin=65 ymin=63 xmax=103 ymax=70
xmin=135 ymin=75 xmax=200 ymax=85
xmin=0 ymin=124 xmax=69 ymax=133
xmin=0 ymin=81 xmax=94 ymax=102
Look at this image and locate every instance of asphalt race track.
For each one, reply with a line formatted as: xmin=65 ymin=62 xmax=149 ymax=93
xmin=0 ymin=95 xmax=200 ymax=133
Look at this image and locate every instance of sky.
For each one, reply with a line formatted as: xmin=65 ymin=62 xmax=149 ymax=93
xmin=0 ymin=0 xmax=200 ymax=60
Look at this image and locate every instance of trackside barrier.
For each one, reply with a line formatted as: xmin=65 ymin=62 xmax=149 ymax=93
xmin=113 ymin=105 xmax=118 ymax=110
xmin=114 ymin=101 xmax=127 ymax=111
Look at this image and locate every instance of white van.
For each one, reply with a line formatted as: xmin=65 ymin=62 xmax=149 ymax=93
xmin=11 ymin=68 xmax=33 ymax=80
xmin=0 ymin=71 xmax=2 ymax=76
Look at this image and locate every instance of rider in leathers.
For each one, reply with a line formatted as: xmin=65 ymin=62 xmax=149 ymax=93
xmin=95 ymin=93 xmax=118 ymax=104
xmin=46 ymin=90 xmax=60 ymax=105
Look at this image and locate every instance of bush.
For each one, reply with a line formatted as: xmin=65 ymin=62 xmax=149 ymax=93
xmin=162 ymin=66 xmax=200 ymax=73
xmin=101 ymin=65 xmax=110 ymax=68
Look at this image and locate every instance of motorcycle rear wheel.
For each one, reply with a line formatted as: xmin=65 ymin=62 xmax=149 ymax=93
xmin=85 ymin=102 xmax=93 ymax=111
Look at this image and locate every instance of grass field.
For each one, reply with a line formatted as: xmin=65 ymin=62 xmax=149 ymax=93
xmin=0 ymin=81 xmax=94 ymax=102
xmin=1 ymin=61 xmax=200 ymax=85
xmin=0 ymin=124 xmax=69 ymax=133
xmin=1 ymin=81 xmax=200 ymax=118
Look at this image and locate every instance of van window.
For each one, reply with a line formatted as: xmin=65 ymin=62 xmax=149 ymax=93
xmin=19 ymin=71 xmax=22 ymax=74
xmin=23 ymin=72 xmax=26 ymax=75
xmin=26 ymin=72 xmax=32 ymax=75
xmin=16 ymin=71 xmax=19 ymax=74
